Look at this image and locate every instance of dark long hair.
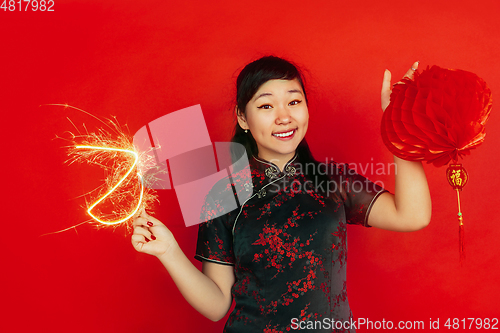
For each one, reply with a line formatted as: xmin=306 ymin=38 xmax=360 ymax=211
xmin=230 ymin=56 xmax=332 ymax=197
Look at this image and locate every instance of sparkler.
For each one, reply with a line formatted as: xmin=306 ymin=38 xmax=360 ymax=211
xmin=74 ymin=145 xmax=144 ymax=225
xmin=45 ymin=104 xmax=161 ymax=233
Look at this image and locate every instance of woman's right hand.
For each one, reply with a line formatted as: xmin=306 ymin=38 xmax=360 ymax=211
xmin=131 ymin=209 xmax=235 ymax=322
xmin=131 ymin=209 xmax=178 ymax=259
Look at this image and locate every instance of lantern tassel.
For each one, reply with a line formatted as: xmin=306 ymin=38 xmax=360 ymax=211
xmin=456 ymin=190 xmax=465 ymax=264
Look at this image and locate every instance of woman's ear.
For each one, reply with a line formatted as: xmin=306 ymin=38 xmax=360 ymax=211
xmin=236 ymin=106 xmax=249 ymax=131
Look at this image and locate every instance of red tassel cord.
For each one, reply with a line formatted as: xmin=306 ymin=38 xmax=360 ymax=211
xmin=456 ymin=190 xmax=465 ymax=264
xmin=446 ymin=163 xmax=468 ymax=263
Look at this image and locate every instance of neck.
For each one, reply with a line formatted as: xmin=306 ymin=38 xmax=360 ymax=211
xmin=257 ymin=151 xmax=296 ymax=172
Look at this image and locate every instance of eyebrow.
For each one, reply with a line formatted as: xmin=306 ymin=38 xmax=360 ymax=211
xmin=254 ymin=89 xmax=303 ymax=102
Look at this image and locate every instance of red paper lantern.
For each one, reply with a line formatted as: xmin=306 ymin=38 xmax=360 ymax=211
xmin=381 ymin=65 xmax=492 ymax=263
xmin=381 ymin=65 xmax=492 ymax=167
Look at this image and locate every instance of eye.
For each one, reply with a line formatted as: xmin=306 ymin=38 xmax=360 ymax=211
xmin=289 ymin=100 xmax=302 ymax=106
xmin=257 ymin=104 xmax=273 ymax=110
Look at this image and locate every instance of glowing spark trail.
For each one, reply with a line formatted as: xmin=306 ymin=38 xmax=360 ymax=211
xmin=75 ymin=145 xmax=144 ymax=225
xmin=42 ymin=104 xmax=161 ymax=234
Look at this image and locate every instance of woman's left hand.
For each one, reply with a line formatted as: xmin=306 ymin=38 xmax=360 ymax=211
xmin=381 ymin=61 xmax=419 ymax=111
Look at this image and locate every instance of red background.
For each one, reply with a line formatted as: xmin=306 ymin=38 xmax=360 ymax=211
xmin=1 ymin=1 xmax=499 ymax=332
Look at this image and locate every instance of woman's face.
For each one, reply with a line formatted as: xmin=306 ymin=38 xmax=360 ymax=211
xmin=238 ymin=78 xmax=309 ymax=167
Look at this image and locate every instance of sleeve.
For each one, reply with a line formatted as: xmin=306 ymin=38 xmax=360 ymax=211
xmin=335 ymin=163 xmax=388 ymax=227
xmin=194 ymin=193 xmax=236 ymax=266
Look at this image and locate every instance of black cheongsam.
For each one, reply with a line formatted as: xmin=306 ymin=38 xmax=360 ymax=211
xmin=195 ymin=152 xmax=387 ymax=332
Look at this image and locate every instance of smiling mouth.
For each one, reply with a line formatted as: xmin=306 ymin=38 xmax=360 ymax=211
xmin=272 ymin=129 xmax=296 ymax=138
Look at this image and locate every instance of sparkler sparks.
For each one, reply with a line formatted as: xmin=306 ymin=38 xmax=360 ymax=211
xmin=45 ymin=104 xmax=161 ymax=233
xmin=75 ymin=145 xmax=144 ymax=225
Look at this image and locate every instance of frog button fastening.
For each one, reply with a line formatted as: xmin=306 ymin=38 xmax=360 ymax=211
xmin=265 ymin=166 xmax=279 ymax=180
xmin=285 ymin=165 xmax=296 ymax=177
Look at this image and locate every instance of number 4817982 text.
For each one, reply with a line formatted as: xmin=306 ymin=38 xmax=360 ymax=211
xmin=1 ymin=0 xmax=54 ymax=11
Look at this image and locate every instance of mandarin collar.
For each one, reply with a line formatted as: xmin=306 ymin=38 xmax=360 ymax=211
xmin=250 ymin=152 xmax=300 ymax=180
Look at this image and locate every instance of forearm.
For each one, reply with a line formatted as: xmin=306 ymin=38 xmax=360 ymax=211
xmin=393 ymin=156 xmax=432 ymax=229
xmin=369 ymin=156 xmax=431 ymax=231
xmin=157 ymin=245 xmax=232 ymax=321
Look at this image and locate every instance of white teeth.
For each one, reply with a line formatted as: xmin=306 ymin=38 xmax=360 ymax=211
xmin=273 ymin=130 xmax=294 ymax=138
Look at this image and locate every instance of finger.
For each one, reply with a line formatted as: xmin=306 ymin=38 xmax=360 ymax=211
xmin=381 ymin=69 xmax=392 ymax=110
xmin=134 ymin=208 xmax=157 ymax=224
xmin=133 ymin=225 xmax=151 ymax=236
xmin=133 ymin=232 xmax=152 ymax=246
xmin=132 ymin=233 xmax=147 ymax=244
xmin=138 ymin=207 xmax=148 ymax=219
xmin=403 ymin=61 xmax=419 ymax=80
xmin=131 ymin=232 xmax=160 ymax=253
xmin=133 ymin=215 xmax=149 ymax=228
xmin=142 ymin=214 xmax=162 ymax=227
xmin=381 ymin=69 xmax=392 ymax=95
xmin=133 ymin=208 xmax=144 ymax=222
xmin=131 ymin=234 xmax=149 ymax=252
xmin=133 ymin=225 xmax=158 ymax=241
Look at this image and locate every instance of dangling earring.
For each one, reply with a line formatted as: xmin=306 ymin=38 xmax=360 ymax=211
xmin=245 ymin=129 xmax=248 ymax=133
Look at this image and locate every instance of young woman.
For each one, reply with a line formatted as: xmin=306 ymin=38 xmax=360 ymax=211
xmin=131 ymin=56 xmax=431 ymax=332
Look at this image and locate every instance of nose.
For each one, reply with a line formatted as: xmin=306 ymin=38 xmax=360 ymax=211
xmin=275 ymin=105 xmax=291 ymax=125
